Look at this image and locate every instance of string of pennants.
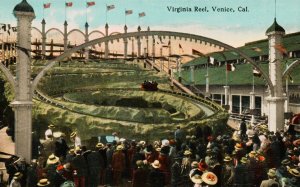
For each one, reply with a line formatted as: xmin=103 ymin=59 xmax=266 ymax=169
xmin=0 ymin=24 xmax=17 ymax=35
xmin=43 ymin=2 xmax=145 ymax=18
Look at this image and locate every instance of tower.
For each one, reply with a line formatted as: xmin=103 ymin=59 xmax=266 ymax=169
xmin=266 ymin=18 xmax=286 ymax=132
xmin=11 ymin=0 xmax=35 ymax=162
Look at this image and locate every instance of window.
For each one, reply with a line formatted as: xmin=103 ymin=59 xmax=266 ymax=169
xmin=212 ymin=94 xmax=221 ymax=105
xmin=241 ymin=96 xmax=250 ymax=114
xmin=255 ymin=96 xmax=262 ymax=116
xmin=232 ymin=95 xmax=240 ymax=114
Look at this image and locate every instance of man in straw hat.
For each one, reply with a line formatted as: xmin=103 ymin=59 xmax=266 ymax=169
xmin=86 ymin=143 xmax=105 ymax=187
xmin=37 ymin=178 xmax=51 ymax=187
xmin=111 ymin=145 xmax=125 ymax=186
xmin=45 ymin=124 xmax=55 ymax=140
xmin=9 ymin=172 xmax=22 ymax=187
xmin=70 ymin=131 xmax=81 ymax=148
xmin=222 ymin=156 xmax=234 ymax=187
xmin=71 ymin=147 xmax=88 ymax=187
xmin=260 ymin=168 xmax=279 ymax=187
xmin=148 ymin=160 xmax=165 ymax=187
xmin=132 ymin=160 xmax=148 ymax=187
xmin=45 ymin=154 xmax=61 ymax=186
xmin=171 ymin=156 xmax=182 ymax=187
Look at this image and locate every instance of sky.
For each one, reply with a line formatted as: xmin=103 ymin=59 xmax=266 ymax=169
xmin=0 ymin=0 xmax=300 ymax=47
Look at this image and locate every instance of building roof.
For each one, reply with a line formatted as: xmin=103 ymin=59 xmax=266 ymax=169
xmin=13 ymin=0 xmax=34 ymax=13
xmin=178 ymin=58 xmax=300 ymax=86
xmin=266 ymin=18 xmax=285 ymax=34
xmin=183 ymin=31 xmax=300 ymax=67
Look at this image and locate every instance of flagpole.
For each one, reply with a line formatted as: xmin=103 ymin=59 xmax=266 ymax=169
xmin=225 ymin=61 xmax=228 ymax=86
xmin=125 ymin=9 xmax=127 ymax=25
xmin=65 ymin=0 xmax=66 ymax=21
xmin=43 ymin=1 xmax=45 ymax=19
xmin=86 ymin=0 xmax=88 ymax=23
xmin=106 ymin=4 xmax=108 ymax=23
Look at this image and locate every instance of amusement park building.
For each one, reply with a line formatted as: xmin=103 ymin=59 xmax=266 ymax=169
xmin=179 ymin=31 xmax=300 ymax=117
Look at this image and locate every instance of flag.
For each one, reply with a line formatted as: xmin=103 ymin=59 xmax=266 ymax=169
xmin=274 ymin=44 xmax=288 ymax=55
xmin=208 ymin=56 xmax=216 ymax=65
xmin=139 ymin=12 xmax=146 ymax=17
xmin=226 ymin=63 xmax=236 ymax=71
xmin=251 ymin=47 xmax=262 ymax=52
xmin=253 ymin=68 xmax=262 ymax=77
xmin=125 ymin=10 xmax=133 ymax=15
xmin=192 ymin=49 xmax=203 ymax=56
xmin=43 ymin=3 xmax=51 ymax=9
xmin=86 ymin=1 xmax=95 ymax=7
xmin=65 ymin=2 xmax=73 ymax=7
xmin=107 ymin=5 xmax=115 ymax=11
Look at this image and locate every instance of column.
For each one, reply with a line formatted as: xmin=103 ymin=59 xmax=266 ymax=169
xmin=63 ymin=21 xmax=68 ymax=52
xmin=160 ymin=47 xmax=163 ymax=71
xmin=41 ymin=19 xmax=46 ymax=58
xmin=123 ymin=25 xmax=128 ymax=59
xmin=205 ymin=74 xmax=210 ymax=96
xmin=146 ymin=26 xmax=150 ymax=57
xmin=190 ymin=65 xmax=195 ymax=85
xmin=152 ymin=37 xmax=155 ymax=69
xmin=224 ymin=86 xmax=230 ymax=107
xmin=250 ymin=92 xmax=256 ymax=124
xmin=11 ymin=0 xmax=35 ymax=162
xmin=105 ymin=23 xmax=109 ymax=59
xmin=84 ymin=22 xmax=89 ymax=62
xmin=178 ymin=58 xmax=182 ymax=83
xmin=137 ymin=26 xmax=141 ymax=58
xmin=265 ymin=19 xmax=286 ymax=132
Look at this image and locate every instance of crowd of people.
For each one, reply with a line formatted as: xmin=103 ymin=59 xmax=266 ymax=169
xmin=2 ymin=119 xmax=300 ymax=187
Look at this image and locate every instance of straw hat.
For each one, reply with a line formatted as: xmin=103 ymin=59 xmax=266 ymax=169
xmin=151 ymin=160 xmax=161 ymax=169
xmin=116 ymin=145 xmax=123 ymax=151
xmin=75 ymin=146 xmax=81 ymax=155
xmin=240 ymin=157 xmax=248 ymax=164
xmin=190 ymin=174 xmax=203 ymax=184
xmin=68 ymin=149 xmax=75 ymax=154
xmin=48 ymin=124 xmax=55 ymax=129
xmin=184 ymin=150 xmax=192 ymax=156
xmin=249 ymin=151 xmax=257 ymax=158
xmin=37 ymin=178 xmax=51 ymax=186
xmin=13 ymin=172 xmax=23 ymax=180
xmin=96 ymin=143 xmax=104 ymax=149
xmin=234 ymin=143 xmax=243 ymax=150
xmin=136 ymin=160 xmax=144 ymax=167
xmin=202 ymin=172 xmax=218 ymax=185
xmin=70 ymin=132 xmax=77 ymax=138
xmin=288 ymin=168 xmax=300 ymax=177
xmin=267 ymin=168 xmax=276 ymax=177
xmin=223 ymin=156 xmax=232 ymax=162
xmin=281 ymin=159 xmax=291 ymax=165
xmin=161 ymin=139 xmax=170 ymax=147
xmin=47 ymin=154 xmax=60 ymax=165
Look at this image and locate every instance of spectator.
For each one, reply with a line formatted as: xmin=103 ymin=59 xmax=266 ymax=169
xmin=260 ymin=168 xmax=279 ymax=187
xmin=147 ymin=160 xmax=165 ymax=187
